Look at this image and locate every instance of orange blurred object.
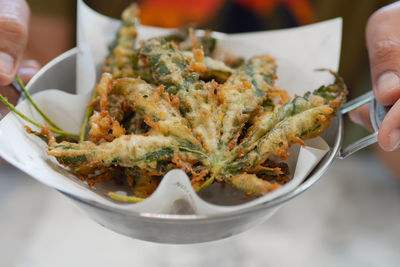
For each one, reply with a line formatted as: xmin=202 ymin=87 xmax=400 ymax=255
xmin=235 ymin=0 xmax=278 ymax=14
xmin=284 ymin=0 xmax=316 ymax=25
xmin=236 ymin=0 xmax=315 ymax=24
xmin=139 ymin=0 xmax=225 ymax=27
xmin=140 ymin=0 xmax=315 ymax=28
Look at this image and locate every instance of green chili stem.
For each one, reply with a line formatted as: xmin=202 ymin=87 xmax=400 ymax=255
xmin=177 ymin=146 xmax=208 ymax=158
xmin=48 ymin=128 xmax=79 ymax=139
xmin=108 ymin=192 xmax=145 ymax=203
xmin=15 ymin=75 xmax=62 ymax=130
xmin=80 ymin=92 xmax=97 ymax=142
xmin=196 ymin=171 xmax=218 ymax=192
xmin=0 ymin=94 xmax=79 ymax=138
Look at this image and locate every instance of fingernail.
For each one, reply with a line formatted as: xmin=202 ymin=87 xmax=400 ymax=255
xmin=20 ymin=60 xmax=41 ymax=70
xmin=0 ymin=51 xmax=14 ymax=77
xmin=389 ymin=129 xmax=400 ymax=151
xmin=18 ymin=67 xmax=38 ymax=78
xmin=376 ymin=72 xmax=400 ymax=99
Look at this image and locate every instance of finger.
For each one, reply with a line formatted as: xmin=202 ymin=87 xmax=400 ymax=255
xmin=17 ymin=59 xmax=40 ymax=84
xmin=376 ymin=146 xmax=400 ymax=177
xmin=366 ymin=2 xmax=400 ymax=106
xmin=378 ymin=99 xmax=400 ymax=151
xmin=0 ymin=84 xmax=19 ymax=116
xmin=349 ymin=104 xmax=374 ymax=132
xmin=0 ymin=0 xmax=30 ymax=85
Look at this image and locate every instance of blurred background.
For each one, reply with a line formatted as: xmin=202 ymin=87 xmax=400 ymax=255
xmin=1 ymin=0 xmax=400 ymax=266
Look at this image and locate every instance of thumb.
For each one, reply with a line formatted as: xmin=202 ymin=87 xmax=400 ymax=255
xmin=0 ymin=0 xmax=30 ymax=86
xmin=367 ymin=2 xmax=400 ymax=106
xmin=367 ymin=2 xmax=400 ymax=151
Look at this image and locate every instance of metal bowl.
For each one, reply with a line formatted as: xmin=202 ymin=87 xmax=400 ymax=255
xmin=24 ymin=48 xmax=382 ymax=244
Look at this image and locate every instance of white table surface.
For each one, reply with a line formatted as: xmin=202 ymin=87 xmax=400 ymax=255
xmin=1 ymin=153 xmax=399 ymax=267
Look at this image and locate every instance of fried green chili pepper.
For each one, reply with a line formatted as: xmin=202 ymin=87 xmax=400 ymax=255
xmin=217 ymin=55 xmax=277 ymax=150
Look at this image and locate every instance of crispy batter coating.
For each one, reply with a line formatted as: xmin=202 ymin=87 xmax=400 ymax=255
xmin=37 ymin=6 xmax=348 ymax=200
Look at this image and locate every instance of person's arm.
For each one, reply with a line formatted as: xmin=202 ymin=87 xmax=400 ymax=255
xmin=350 ymin=1 xmax=400 ymax=152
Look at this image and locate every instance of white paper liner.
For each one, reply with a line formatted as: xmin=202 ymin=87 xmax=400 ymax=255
xmin=0 ymin=0 xmax=342 ymax=215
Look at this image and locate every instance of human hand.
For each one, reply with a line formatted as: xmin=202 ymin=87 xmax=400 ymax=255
xmin=0 ymin=0 xmax=32 ymax=85
xmin=350 ymin=1 xmax=400 ymax=152
xmin=0 ymin=0 xmax=40 ymax=115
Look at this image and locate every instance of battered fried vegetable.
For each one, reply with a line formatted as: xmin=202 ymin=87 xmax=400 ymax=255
xmin=223 ymin=72 xmax=347 ymax=180
xmin=103 ymin=4 xmax=140 ymax=78
xmin=231 ymin=106 xmax=333 ymax=168
xmin=217 ymin=55 xmax=277 ymax=150
xmin=238 ymin=71 xmax=346 ymax=154
xmin=111 ymin=77 xmax=201 ymax=146
xmin=48 ymin=134 xmax=203 ymax=170
xmin=227 ymin=173 xmax=281 ymax=197
xmin=165 ymin=26 xmax=217 ymax=56
xmin=46 ymin=71 xmax=345 ymax=197
xmin=182 ymin=51 xmax=234 ymax=83
xmin=139 ymin=38 xmax=220 ymax=154
xmin=9 ymin=5 xmax=348 ymax=201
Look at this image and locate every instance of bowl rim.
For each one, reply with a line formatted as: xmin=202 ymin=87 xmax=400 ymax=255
xmin=27 ymin=47 xmax=343 ymax=222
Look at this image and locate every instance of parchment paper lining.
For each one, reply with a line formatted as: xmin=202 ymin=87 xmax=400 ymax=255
xmin=0 ymin=0 xmax=341 ymax=215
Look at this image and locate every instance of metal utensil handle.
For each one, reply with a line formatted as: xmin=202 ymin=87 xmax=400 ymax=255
xmin=337 ymin=91 xmax=378 ymax=159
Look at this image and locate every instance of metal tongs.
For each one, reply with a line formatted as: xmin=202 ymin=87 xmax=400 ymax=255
xmin=339 ymin=91 xmax=390 ymax=158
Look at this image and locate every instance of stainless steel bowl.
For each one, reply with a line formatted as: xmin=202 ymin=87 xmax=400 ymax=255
xmin=23 ymin=48 xmax=384 ymax=244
